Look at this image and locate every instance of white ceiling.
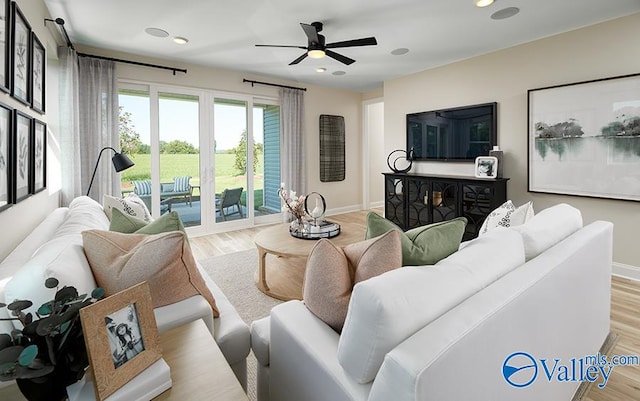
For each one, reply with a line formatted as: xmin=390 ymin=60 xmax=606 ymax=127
xmin=43 ymin=0 xmax=640 ymax=92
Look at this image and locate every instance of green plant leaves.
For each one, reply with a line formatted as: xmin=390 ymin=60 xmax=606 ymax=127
xmin=91 ymin=287 xmax=105 ymax=299
xmin=44 ymin=277 xmax=59 ymax=289
xmin=37 ymin=302 xmax=52 ymax=316
xmin=54 ymin=286 xmax=78 ymax=304
xmin=0 ymin=345 xmax=23 ymax=365
xmin=7 ymin=300 xmax=32 ymax=312
xmin=18 ymin=345 xmax=37 ymax=367
xmin=0 ymin=334 xmax=12 ymax=351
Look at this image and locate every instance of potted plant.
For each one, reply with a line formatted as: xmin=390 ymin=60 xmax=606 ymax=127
xmin=0 ymin=278 xmax=104 ymax=401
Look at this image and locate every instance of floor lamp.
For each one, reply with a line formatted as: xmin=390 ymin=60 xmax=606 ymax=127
xmin=86 ymin=147 xmax=135 ymax=196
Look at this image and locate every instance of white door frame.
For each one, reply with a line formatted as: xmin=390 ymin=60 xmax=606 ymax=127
xmin=362 ymin=97 xmax=384 ymax=210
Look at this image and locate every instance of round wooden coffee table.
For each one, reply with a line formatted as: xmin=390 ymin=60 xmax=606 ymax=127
xmin=254 ymin=222 xmax=365 ymax=301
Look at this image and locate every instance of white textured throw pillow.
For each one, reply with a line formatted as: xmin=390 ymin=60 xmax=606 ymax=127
xmin=479 ymin=200 xmax=533 ymax=236
xmin=103 ymin=193 xmax=152 ymax=222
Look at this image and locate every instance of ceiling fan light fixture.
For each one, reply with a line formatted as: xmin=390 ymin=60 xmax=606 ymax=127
xmin=173 ymin=36 xmax=189 ymax=45
xmin=308 ymin=49 xmax=326 ymax=59
xmin=475 ymin=0 xmax=495 ymax=7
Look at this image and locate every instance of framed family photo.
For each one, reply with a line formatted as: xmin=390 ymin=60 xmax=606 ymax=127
xmin=13 ymin=109 xmax=30 ymax=203
xmin=528 ymin=73 xmax=640 ymax=202
xmin=80 ymin=282 xmax=161 ymax=401
xmin=10 ymin=1 xmax=29 ymax=105
xmin=475 ymin=156 xmax=498 ymax=178
xmin=0 ymin=0 xmax=10 ymax=93
xmin=31 ymin=32 xmax=45 ymax=113
xmin=0 ymin=102 xmax=11 ymax=211
xmin=32 ymin=119 xmax=45 ymax=193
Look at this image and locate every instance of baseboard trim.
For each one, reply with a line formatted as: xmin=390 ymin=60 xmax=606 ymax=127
xmin=612 ymin=262 xmax=640 ymax=282
xmin=326 ymin=204 xmax=362 ymax=216
xmin=368 ymin=200 xmax=384 ymax=209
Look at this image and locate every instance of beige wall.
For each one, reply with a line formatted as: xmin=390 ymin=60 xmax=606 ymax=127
xmin=384 ymin=12 xmax=640 ymax=266
xmin=78 ymin=46 xmax=364 ymax=215
xmin=0 ymin=0 xmax=60 ymax=262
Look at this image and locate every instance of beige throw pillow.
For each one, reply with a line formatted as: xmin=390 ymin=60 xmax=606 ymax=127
xmin=82 ymin=230 xmax=219 ymax=317
xmin=303 ymin=230 xmax=402 ymax=332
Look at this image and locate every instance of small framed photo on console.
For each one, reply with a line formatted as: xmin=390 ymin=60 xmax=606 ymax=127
xmin=475 ymin=156 xmax=498 ymax=178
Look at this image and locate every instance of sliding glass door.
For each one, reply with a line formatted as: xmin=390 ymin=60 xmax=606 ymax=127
xmin=119 ymin=81 xmax=281 ymax=233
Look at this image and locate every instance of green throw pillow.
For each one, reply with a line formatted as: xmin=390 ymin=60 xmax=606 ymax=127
xmin=365 ymin=212 xmax=467 ymax=266
xmin=110 ymin=208 xmax=186 ymax=235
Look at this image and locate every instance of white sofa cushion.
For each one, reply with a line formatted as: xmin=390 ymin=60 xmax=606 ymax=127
xmin=4 ymin=238 xmax=98 ymax=330
xmin=337 ymin=228 xmax=525 ymax=384
xmin=512 ymin=203 xmax=582 ymax=261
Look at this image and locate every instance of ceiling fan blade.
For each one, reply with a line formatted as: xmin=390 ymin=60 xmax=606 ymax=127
xmin=255 ymin=44 xmax=307 ymax=49
xmin=325 ymin=50 xmax=355 ymax=65
xmin=289 ymin=53 xmax=308 ymax=65
xmin=300 ymin=23 xmax=320 ymax=44
xmin=326 ymin=37 xmax=378 ymax=49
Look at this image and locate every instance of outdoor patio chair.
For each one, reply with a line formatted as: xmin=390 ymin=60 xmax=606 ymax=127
xmin=215 ymin=187 xmax=244 ymax=221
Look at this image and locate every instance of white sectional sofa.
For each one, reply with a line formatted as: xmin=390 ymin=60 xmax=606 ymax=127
xmin=0 ymin=196 xmax=250 ymax=389
xmin=251 ymin=204 xmax=613 ymax=401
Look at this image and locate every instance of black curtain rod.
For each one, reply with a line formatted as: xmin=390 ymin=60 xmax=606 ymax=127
xmin=243 ymin=79 xmax=307 ymax=92
xmin=45 ymin=18 xmax=187 ymax=75
xmin=77 ymin=53 xmax=187 ymax=75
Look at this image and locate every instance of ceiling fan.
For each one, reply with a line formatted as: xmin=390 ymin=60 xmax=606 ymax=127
xmin=255 ymin=22 xmax=377 ymax=66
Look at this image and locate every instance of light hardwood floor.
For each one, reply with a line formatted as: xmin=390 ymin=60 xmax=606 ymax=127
xmin=190 ymin=210 xmax=640 ymax=401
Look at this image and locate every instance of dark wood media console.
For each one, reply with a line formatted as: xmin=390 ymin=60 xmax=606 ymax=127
xmin=383 ymin=173 xmax=509 ymax=240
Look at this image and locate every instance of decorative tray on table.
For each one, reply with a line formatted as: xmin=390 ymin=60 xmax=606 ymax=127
xmin=289 ymin=220 xmax=341 ymax=240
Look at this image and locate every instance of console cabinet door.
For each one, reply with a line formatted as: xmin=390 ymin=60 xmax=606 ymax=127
xmin=461 ymin=183 xmax=495 ymax=239
xmin=431 ymin=180 xmax=458 ymax=224
xmin=384 ymin=175 xmax=405 ymax=227
xmin=406 ymin=177 xmax=430 ymax=229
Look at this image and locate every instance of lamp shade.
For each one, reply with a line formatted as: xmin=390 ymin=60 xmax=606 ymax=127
xmin=112 ymin=152 xmax=134 ymax=172
xmin=86 ymin=147 xmax=135 ymax=197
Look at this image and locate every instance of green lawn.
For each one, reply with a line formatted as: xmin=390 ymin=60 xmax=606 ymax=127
xmin=121 ymin=153 xmax=265 ymax=206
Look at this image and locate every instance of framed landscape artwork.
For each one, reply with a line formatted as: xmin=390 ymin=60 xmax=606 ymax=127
xmin=528 ymin=73 xmax=640 ymax=202
xmin=0 ymin=0 xmax=10 ymax=93
xmin=80 ymin=282 xmax=161 ymax=401
xmin=10 ymin=1 xmax=30 ymax=105
xmin=32 ymin=118 xmax=45 ymax=193
xmin=31 ymin=32 xmax=45 ymax=113
xmin=13 ymin=110 xmax=30 ymax=203
xmin=0 ymin=102 xmax=11 ymax=211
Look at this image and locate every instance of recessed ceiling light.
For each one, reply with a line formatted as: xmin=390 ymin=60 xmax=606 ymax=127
xmin=491 ymin=7 xmax=520 ymax=20
xmin=316 ymin=67 xmax=326 ymax=73
xmin=391 ymin=48 xmax=410 ymax=56
xmin=332 ymin=71 xmax=346 ymax=76
xmin=475 ymin=0 xmax=495 ymax=7
xmin=173 ymin=36 xmax=189 ymax=45
xmin=145 ymin=27 xmax=169 ymax=38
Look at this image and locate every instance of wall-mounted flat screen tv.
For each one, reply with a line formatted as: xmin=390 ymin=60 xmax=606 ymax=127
xmin=407 ymin=102 xmax=497 ymax=161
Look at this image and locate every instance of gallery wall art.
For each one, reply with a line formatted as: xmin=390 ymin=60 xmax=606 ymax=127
xmin=528 ymin=73 xmax=640 ymax=202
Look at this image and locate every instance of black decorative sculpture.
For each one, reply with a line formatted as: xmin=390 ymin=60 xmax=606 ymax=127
xmin=386 ymin=149 xmax=413 ymax=173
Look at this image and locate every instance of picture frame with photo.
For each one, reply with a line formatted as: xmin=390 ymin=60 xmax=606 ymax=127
xmin=31 ymin=118 xmax=45 ymax=193
xmin=79 ymin=282 xmax=161 ymax=401
xmin=10 ymin=1 xmax=29 ymax=105
xmin=0 ymin=102 xmax=12 ymax=211
xmin=31 ymin=31 xmax=45 ymax=113
xmin=0 ymin=0 xmax=10 ymax=93
xmin=475 ymin=156 xmax=498 ymax=178
xmin=13 ymin=109 xmax=30 ymax=203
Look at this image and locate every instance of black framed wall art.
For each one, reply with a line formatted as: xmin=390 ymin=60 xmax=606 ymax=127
xmin=32 ymin=118 xmax=45 ymax=193
xmin=0 ymin=102 xmax=11 ymax=211
xmin=13 ymin=109 xmax=31 ymax=202
xmin=31 ymin=32 xmax=45 ymax=113
xmin=10 ymin=1 xmax=30 ymax=105
xmin=319 ymin=114 xmax=345 ymax=182
xmin=0 ymin=0 xmax=10 ymax=93
xmin=528 ymin=72 xmax=640 ymax=202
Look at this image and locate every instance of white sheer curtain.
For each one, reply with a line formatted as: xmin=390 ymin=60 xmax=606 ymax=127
xmin=58 ymin=48 xmax=81 ymax=206
xmin=280 ymin=87 xmax=306 ymax=195
xmin=59 ymin=49 xmax=119 ymax=204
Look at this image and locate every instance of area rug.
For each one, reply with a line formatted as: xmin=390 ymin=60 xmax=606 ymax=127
xmin=199 ymin=249 xmax=283 ymax=401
